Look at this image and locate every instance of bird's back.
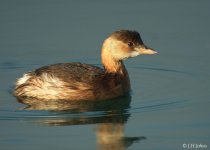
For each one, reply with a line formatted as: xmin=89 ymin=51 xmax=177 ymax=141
xmin=14 ymin=63 xmax=108 ymax=100
xmin=35 ymin=63 xmax=105 ymax=83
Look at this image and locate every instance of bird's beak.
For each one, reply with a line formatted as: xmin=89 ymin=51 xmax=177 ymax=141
xmin=134 ymin=44 xmax=158 ymax=55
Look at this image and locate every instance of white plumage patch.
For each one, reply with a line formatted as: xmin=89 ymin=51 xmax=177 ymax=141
xmin=16 ymin=73 xmax=31 ymax=86
xmin=130 ymin=51 xmax=140 ymax=57
xmin=14 ymin=72 xmax=94 ymax=100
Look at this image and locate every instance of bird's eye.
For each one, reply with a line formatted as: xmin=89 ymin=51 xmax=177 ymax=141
xmin=128 ymin=42 xmax=133 ymax=47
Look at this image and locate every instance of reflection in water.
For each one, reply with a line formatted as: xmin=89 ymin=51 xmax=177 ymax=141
xmin=16 ymin=95 xmax=146 ymax=149
xmin=97 ymin=122 xmax=145 ymax=150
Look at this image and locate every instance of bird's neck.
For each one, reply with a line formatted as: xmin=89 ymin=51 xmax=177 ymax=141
xmin=101 ymin=38 xmax=127 ymax=74
xmin=101 ymin=49 xmax=131 ymax=93
xmin=101 ymin=49 xmax=125 ymax=74
xmin=101 ymin=45 xmax=131 ymax=93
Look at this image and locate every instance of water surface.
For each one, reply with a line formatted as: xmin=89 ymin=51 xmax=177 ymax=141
xmin=0 ymin=0 xmax=210 ymax=150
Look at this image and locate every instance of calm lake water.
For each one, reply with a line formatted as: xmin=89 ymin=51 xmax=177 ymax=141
xmin=0 ymin=0 xmax=210 ymax=150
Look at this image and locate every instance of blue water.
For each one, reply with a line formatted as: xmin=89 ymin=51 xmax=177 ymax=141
xmin=0 ymin=0 xmax=210 ymax=150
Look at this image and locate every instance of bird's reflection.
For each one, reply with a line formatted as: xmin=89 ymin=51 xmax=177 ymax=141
xmin=16 ymin=95 xmax=146 ymax=150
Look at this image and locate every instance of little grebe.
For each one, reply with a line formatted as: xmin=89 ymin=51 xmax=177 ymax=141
xmin=14 ymin=30 xmax=157 ymax=101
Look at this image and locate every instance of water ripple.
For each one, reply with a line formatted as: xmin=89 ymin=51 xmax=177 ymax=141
xmin=130 ymin=99 xmax=188 ymax=113
xmin=130 ymin=65 xmax=192 ymax=75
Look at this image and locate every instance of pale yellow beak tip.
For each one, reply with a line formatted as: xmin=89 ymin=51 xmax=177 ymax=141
xmin=153 ymin=51 xmax=158 ymax=54
xmin=144 ymin=49 xmax=158 ymax=55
